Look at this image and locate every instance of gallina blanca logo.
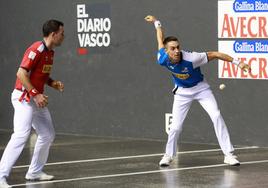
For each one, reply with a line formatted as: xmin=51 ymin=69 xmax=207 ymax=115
xmin=218 ymin=0 xmax=268 ymax=79
xmin=76 ymin=3 xmax=111 ymax=55
xmin=233 ymin=0 xmax=268 ymax=12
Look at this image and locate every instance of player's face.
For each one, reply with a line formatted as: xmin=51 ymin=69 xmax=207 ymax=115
xmin=53 ymin=26 xmax=65 ymax=46
xmin=166 ymin=41 xmax=181 ymax=63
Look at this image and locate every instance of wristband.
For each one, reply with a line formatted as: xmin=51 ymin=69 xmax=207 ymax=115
xmin=232 ymin=59 xmax=240 ymax=65
xmin=29 ymin=88 xmax=39 ymax=97
xmin=154 ymin=20 xmax=162 ymax=29
xmin=47 ymin=78 xmax=54 ymax=86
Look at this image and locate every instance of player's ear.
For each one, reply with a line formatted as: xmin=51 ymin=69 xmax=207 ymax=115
xmin=164 ymin=47 xmax=168 ymax=53
xmin=50 ymin=31 xmax=58 ymax=38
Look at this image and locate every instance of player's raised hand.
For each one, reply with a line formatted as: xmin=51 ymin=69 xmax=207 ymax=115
xmin=144 ymin=15 xmax=156 ymax=22
xmin=238 ymin=62 xmax=251 ymax=73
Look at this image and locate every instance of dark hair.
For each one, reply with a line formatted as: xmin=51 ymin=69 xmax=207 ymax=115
xmin=163 ymin=36 xmax=179 ymax=46
xmin=42 ymin=19 xmax=64 ymax=37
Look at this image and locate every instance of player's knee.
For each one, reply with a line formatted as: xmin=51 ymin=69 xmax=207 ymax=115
xmin=40 ymin=132 xmax=55 ymax=143
xmin=169 ymin=125 xmax=183 ymax=134
xmin=46 ymin=133 xmax=55 ymax=143
xmin=11 ymin=130 xmax=31 ymax=142
xmin=50 ymin=131 xmax=55 ymax=142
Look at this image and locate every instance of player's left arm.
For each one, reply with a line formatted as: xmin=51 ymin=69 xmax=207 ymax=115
xmin=47 ymin=78 xmax=64 ymax=92
xmin=207 ymin=51 xmax=251 ymax=72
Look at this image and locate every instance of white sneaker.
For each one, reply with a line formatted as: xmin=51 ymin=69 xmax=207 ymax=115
xmin=224 ymin=155 xmax=240 ymax=166
xmin=0 ymin=178 xmax=11 ymax=188
xmin=159 ymin=154 xmax=173 ymax=167
xmin=25 ymin=172 xmax=54 ymax=181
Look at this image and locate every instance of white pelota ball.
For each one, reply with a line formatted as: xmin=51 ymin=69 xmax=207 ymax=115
xmin=219 ymin=84 xmax=226 ymax=90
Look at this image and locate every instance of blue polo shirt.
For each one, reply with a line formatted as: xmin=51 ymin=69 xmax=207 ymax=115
xmin=157 ymin=48 xmax=208 ymax=88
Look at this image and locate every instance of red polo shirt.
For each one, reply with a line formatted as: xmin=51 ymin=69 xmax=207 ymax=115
xmin=15 ymin=41 xmax=54 ymax=93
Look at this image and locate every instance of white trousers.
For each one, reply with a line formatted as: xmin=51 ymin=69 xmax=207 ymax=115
xmin=165 ymin=82 xmax=234 ymax=157
xmin=0 ymin=90 xmax=55 ymax=178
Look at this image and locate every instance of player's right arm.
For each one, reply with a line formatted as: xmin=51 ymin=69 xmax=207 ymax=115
xmin=18 ymin=45 xmax=49 ymax=108
xmin=144 ymin=15 xmax=164 ymax=50
xmin=16 ymin=68 xmax=34 ymax=92
xmin=16 ymin=68 xmax=48 ymax=108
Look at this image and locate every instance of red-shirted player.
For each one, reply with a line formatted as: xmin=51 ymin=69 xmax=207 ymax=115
xmin=0 ymin=20 xmax=64 ymax=187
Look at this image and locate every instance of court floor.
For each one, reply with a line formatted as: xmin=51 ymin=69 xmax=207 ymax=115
xmin=0 ymin=130 xmax=268 ymax=188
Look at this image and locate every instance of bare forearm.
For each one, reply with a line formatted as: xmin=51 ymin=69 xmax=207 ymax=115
xmin=207 ymin=51 xmax=251 ymax=72
xmin=17 ymin=68 xmax=49 ymax=107
xmin=207 ymin=51 xmax=233 ymax=62
xmin=156 ymin=27 xmax=164 ymax=49
xmin=16 ymin=68 xmax=34 ymax=91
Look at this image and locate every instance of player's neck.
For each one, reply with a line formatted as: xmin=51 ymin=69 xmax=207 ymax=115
xmin=43 ymin=38 xmax=54 ymax=50
xmin=170 ymin=57 xmax=181 ymax=64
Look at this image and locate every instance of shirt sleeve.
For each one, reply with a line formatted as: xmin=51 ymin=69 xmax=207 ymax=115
xmin=20 ymin=47 xmax=41 ymax=71
xmin=157 ymin=48 xmax=169 ymax=66
xmin=191 ymin=52 xmax=208 ymax=69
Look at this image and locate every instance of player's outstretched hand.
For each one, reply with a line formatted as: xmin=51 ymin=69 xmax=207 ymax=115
xmin=144 ymin=15 xmax=156 ymax=22
xmin=238 ymin=62 xmax=251 ymax=73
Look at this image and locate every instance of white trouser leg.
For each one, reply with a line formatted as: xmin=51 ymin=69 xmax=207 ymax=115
xmin=0 ymin=92 xmax=33 ymax=178
xmin=27 ymin=107 xmax=55 ymax=175
xmin=165 ymin=94 xmax=193 ymax=157
xmin=195 ymin=88 xmax=234 ymax=156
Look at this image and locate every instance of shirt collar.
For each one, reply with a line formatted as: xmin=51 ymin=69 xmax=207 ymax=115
xmin=42 ymin=41 xmax=49 ymax=51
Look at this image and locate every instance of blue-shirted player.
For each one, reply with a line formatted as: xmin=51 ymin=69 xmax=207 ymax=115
xmin=145 ymin=15 xmax=251 ymax=167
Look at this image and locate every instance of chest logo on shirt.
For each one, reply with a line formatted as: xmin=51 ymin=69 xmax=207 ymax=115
xmin=181 ymin=67 xmax=189 ymax=73
xmin=42 ymin=65 xmax=52 ymax=73
xmin=169 ymin=65 xmax=175 ymax=70
xmin=173 ymin=73 xmax=190 ymax=80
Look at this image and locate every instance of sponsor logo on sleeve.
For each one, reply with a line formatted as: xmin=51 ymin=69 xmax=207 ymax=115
xmin=28 ymin=51 xmax=37 ymax=60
